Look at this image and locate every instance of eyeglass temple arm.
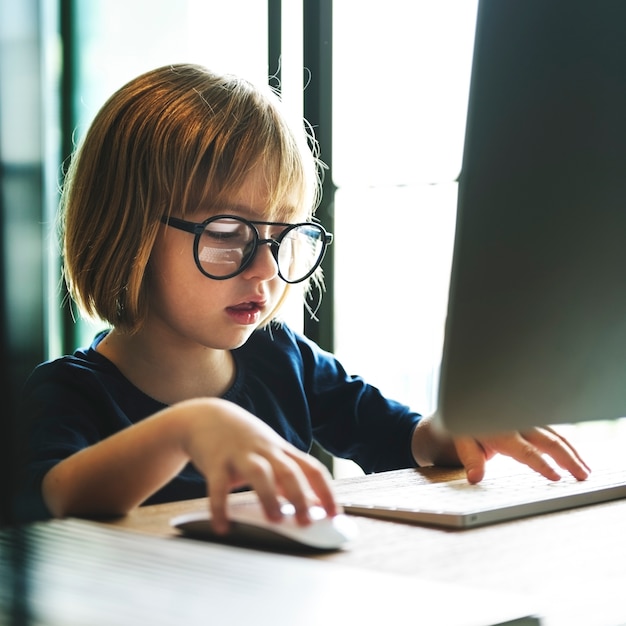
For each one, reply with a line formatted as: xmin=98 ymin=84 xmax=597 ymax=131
xmin=161 ymin=216 xmax=202 ymax=234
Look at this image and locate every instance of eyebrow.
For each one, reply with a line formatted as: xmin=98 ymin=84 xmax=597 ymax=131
xmin=200 ymin=202 xmax=301 ymax=223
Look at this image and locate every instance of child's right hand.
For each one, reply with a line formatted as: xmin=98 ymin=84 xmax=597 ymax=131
xmin=176 ymin=397 xmax=338 ymax=534
xmin=42 ymin=396 xmax=337 ymax=526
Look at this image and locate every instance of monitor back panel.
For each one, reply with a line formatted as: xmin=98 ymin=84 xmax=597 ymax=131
xmin=437 ymin=0 xmax=626 ymax=435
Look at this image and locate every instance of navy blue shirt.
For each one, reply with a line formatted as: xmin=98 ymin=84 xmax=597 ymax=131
xmin=15 ymin=324 xmax=421 ymax=521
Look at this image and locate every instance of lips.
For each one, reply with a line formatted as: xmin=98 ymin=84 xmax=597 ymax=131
xmin=225 ymin=299 xmax=266 ymax=325
xmin=228 ymin=300 xmax=264 ymax=312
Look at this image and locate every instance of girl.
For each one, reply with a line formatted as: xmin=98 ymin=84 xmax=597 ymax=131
xmin=15 ymin=63 xmax=589 ymax=532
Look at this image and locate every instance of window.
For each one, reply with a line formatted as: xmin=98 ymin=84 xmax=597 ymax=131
xmin=36 ymin=1 xmax=477 ymax=475
xmin=332 ymin=2 xmax=478 ymax=410
xmin=58 ymin=0 xmax=478 ymax=470
xmin=331 ymin=2 xmax=478 ymax=475
xmin=62 ymin=0 xmax=315 ymax=349
xmin=67 ymin=0 xmax=286 ymax=348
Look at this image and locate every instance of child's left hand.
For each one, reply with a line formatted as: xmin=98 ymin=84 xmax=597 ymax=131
xmin=452 ymin=425 xmax=591 ymax=483
xmin=411 ymin=415 xmax=591 ymax=482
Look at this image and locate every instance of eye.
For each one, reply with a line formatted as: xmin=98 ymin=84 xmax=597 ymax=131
xmin=203 ymin=219 xmax=250 ymax=246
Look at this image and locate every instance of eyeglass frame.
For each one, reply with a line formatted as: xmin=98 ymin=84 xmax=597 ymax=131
xmin=160 ymin=214 xmax=333 ymax=284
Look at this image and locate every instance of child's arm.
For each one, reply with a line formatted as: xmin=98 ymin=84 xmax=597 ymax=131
xmin=42 ymin=397 xmax=337 ymax=533
xmin=411 ymin=413 xmax=591 ymax=482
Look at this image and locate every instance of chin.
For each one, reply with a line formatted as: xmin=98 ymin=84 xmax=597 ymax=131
xmin=228 ymin=328 xmax=259 ymax=350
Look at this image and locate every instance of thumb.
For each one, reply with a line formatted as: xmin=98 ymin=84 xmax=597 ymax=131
xmin=454 ymin=437 xmax=487 ymax=483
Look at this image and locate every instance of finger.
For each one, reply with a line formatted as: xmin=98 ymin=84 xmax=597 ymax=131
xmin=299 ymin=458 xmax=339 ymax=517
xmin=524 ymin=427 xmax=591 ymax=479
xmin=453 ymin=437 xmax=488 ymax=483
xmin=208 ymin=455 xmax=283 ymax=532
xmin=286 ymin=450 xmax=339 ymax=518
xmin=269 ymin=455 xmax=325 ymax=525
xmin=235 ymin=455 xmax=284 ymax=522
xmin=207 ymin=467 xmax=231 ymax=534
xmin=543 ymin=426 xmax=591 ymax=472
xmin=488 ymin=432 xmax=562 ymax=481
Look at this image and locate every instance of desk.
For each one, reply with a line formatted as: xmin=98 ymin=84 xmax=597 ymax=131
xmin=98 ymin=421 xmax=626 ymax=626
xmin=97 ymin=468 xmax=626 ymax=626
xmin=4 ymin=421 xmax=625 ymax=626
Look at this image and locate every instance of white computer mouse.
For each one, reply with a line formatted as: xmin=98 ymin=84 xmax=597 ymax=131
xmin=171 ymin=500 xmax=359 ymax=552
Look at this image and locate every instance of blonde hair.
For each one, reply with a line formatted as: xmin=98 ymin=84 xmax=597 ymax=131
xmin=61 ymin=63 xmax=323 ymax=333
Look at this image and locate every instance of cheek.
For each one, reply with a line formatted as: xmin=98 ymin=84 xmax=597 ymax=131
xmin=151 ymin=230 xmax=194 ymax=277
xmin=147 ymin=256 xmax=218 ymax=329
xmin=148 ymin=232 xmax=201 ymax=299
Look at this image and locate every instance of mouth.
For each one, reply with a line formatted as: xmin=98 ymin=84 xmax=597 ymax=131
xmin=225 ymin=299 xmax=267 ymax=325
xmin=227 ymin=300 xmax=265 ymax=313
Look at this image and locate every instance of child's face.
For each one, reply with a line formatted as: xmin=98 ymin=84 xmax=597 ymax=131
xmin=147 ymin=167 xmax=298 ymax=352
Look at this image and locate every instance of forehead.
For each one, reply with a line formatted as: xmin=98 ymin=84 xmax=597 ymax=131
xmin=190 ymin=164 xmax=308 ymax=223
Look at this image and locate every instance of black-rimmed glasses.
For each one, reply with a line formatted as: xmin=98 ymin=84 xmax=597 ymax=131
xmin=161 ymin=214 xmax=333 ymax=284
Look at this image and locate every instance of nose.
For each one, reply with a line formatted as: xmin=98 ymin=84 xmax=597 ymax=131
xmin=241 ymin=239 xmax=279 ymax=281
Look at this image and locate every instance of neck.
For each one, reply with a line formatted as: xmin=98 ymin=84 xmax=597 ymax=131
xmin=97 ymin=328 xmax=236 ymax=404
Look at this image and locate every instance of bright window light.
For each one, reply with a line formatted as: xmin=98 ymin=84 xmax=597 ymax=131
xmin=332 ymin=2 xmax=478 ymax=462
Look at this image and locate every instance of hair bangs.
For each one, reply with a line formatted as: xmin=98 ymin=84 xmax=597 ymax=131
xmin=178 ymin=80 xmax=320 ymax=223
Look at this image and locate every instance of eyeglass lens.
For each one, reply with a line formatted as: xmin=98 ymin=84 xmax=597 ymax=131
xmin=196 ymin=217 xmax=326 ymax=282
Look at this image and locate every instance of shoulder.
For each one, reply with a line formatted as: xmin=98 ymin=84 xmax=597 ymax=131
xmin=19 ymin=329 xmax=153 ymax=417
xmin=24 ymin=330 xmax=118 ymax=388
xmin=17 ymin=330 xmax=163 ymax=431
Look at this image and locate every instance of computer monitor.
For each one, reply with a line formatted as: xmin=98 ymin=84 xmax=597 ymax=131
xmin=435 ymin=0 xmax=626 ymax=435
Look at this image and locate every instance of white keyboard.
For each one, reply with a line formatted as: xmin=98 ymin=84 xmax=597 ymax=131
xmin=340 ymin=466 xmax=626 ymax=528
